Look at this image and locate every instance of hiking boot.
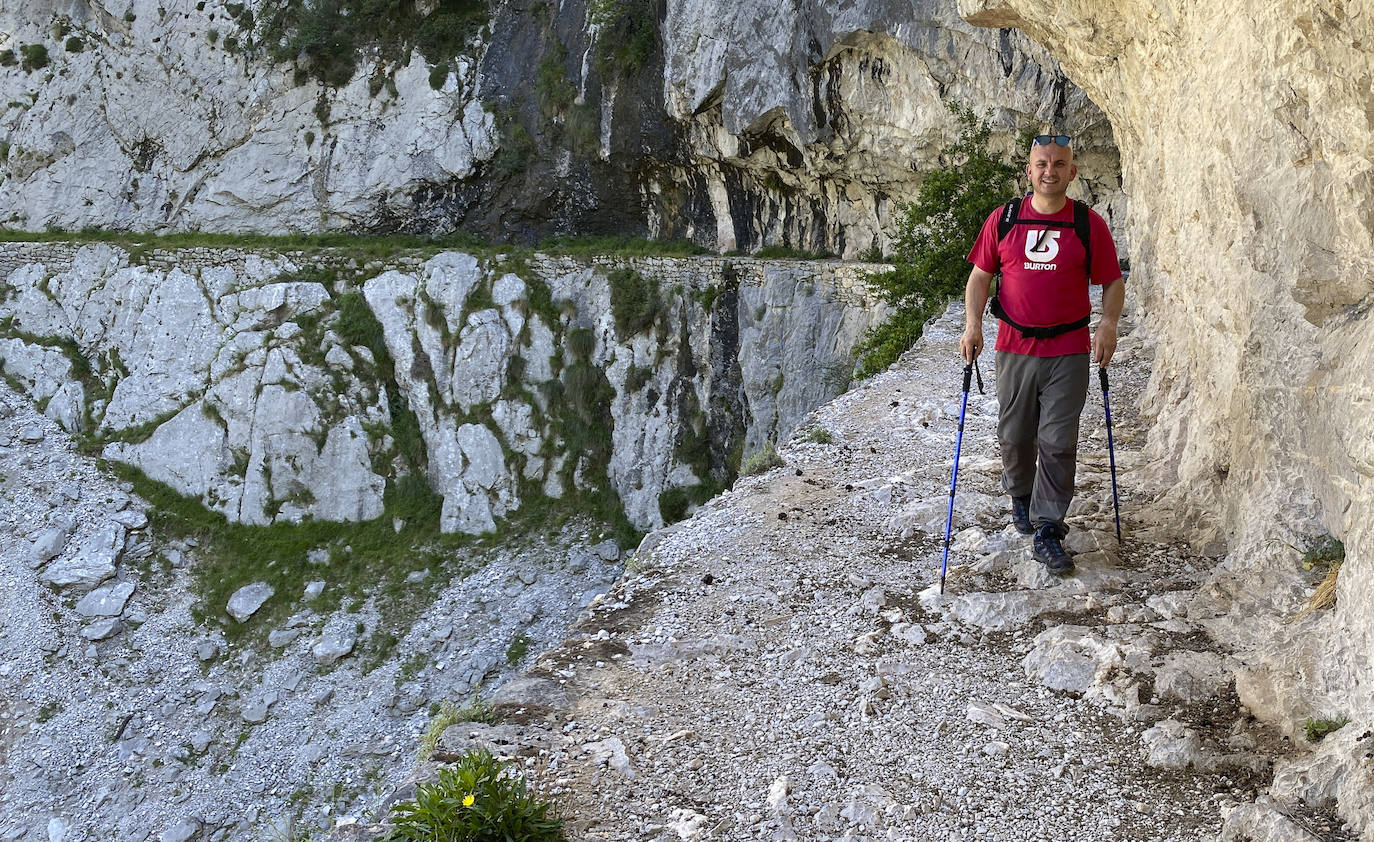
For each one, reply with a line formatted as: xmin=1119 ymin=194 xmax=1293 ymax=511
xmin=1010 ymin=495 xmax=1034 ymax=535
xmin=1033 ymin=522 xmax=1074 ymax=575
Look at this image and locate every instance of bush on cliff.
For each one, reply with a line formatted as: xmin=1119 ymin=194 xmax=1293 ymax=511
xmin=386 ymin=748 xmax=563 ymax=842
xmin=251 ymin=0 xmax=488 ymax=89
xmin=854 ymin=105 xmax=1021 ymax=377
xmin=589 ymin=0 xmax=657 ymax=79
xmin=607 ymin=267 xmax=660 ymax=337
xmin=19 ymin=43 xmax=49 ymax=72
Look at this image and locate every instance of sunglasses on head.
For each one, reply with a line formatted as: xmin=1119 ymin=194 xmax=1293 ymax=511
xmin=1031 ymin=134 xmax=1072 ymax=147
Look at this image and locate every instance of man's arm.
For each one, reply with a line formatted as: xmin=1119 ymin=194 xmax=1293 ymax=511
xmin=960 ymin=266 xmax=994 ymax=363
xmin=1093 ymin=277 xmax=1125 ymax=366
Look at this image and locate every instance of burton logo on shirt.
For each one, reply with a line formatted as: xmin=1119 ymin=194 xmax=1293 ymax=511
xmin=1023 ymin=228 xmax=1060 ymax=270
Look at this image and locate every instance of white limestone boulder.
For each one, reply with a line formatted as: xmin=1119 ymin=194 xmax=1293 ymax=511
xmin=41 ymin=523 xmax=124 ymax=591
xmin=226 ymin=582 xmax=275 ymax=623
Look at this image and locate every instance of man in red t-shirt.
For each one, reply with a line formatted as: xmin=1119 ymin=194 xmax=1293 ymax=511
xmin=959 ymin=135 xmax=1124 ymax=575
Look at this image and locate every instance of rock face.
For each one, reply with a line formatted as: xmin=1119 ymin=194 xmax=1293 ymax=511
xmin=1 ymin=242 xmax=884 ymax=532
xmin=0 ymin=242 xmax=392 ymax=527
xmin=0 ymin=0 xmax=1121 ymax=255
xmin=362 ymin=251 xmax=885 ymax=530
xmin=955 ymin=0 xmax=1374 ymax=831
xmin=655 ymin=0 xmax=1124 ymax=255
xmin=0 ymin=0 xmax=495 ymax=235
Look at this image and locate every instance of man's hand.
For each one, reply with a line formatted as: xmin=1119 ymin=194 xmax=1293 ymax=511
xmin=962 ymin=267 xmax=994 ymax=364
xmin=1094 ymin=278 xmax=1125 ymax=366
xmin=1093 ymin=319 xmax=1118 ymax=366
xmin=960 ymin=326 xmax=983 ymax=364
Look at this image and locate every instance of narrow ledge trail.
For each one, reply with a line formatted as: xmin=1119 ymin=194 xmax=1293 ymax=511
xmin=381 ymin=296 xmax=1327 ymax=842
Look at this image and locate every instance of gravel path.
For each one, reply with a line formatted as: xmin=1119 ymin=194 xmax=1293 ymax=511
xmin=412 ymin=298 xmax=1308 ymax=842
xmin=3 ymin=294 xmax=1341 ymax=841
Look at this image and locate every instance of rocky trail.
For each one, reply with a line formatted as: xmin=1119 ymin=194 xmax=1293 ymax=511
xmin=379 ymin=300 xmax=1361 ymax=842
xmin=1 ymin=291 xmax=1363 ymax=842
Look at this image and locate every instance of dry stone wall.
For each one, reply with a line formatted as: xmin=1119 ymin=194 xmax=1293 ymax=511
xmin=0 ymin=241 xmax=885 ymax=534
xmin=957 ymin=0 xmax=1373 ymax=831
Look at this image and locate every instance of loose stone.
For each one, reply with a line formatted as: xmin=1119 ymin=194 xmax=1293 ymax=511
xmin=226 ymin=582 xmax=274 ymax=622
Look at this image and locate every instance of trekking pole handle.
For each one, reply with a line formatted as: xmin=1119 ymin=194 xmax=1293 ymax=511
xmin=961 ymin=358 xmax=984 ymax=395
xmin=1098 ymin=366 xmax=1109 ymax=392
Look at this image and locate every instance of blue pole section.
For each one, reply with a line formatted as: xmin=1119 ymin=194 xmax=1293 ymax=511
xmin=940 ymin=363 xmax=974 ymax=594
xmin=1099 ymin=367 xmax=1122 ymax=541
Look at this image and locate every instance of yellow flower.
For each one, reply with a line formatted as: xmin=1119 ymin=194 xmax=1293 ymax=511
xmin=462 ymin=794 xmax=475 ymax=808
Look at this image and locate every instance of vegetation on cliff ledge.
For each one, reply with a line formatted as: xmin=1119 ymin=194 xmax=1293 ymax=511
xmin=236 ymin=0 xmax=489 ymax=89
xmin=855 ymin=105 xmax=1022 ymax=377
xmin=386 ymin=748 xmax=564 ymax=841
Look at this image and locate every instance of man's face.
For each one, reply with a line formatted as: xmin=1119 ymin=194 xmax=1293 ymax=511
xmin=1026 ymin=143 xmax=1077 ymax=199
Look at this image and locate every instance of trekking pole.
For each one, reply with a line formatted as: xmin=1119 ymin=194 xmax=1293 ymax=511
xmin=940 ymin=358 xmax=983 ymax=594
xmin=1098 ymin=367 xmax=1122 ymax=541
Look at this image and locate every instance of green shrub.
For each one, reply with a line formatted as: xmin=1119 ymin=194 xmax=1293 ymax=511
xmin=64 ymin=36 xmax=84 ymax=52
xmin=623 ymin=364 xmax=653 ymax=393
xmin=740 ymin=443 xmax=785 ymax=477
xmin=854 ymin=103 xmax=1021 ymax=377
xmin=417 ymin=698 xmax=494 ymax=759
xmin=588 ymin=0 xmax=655 ymax=78
xmin=802 ymin=427 xmax=834 ymax=445
xmin=417 ymin=0 xmax=488 ymax=58
xmin=386 ymin=748 xmax=563 ymax=842
xmin=607 ymin=267 xmax=659 ymax=337
xmin=1299 ymin=535 xmax=1344 ymax=570
xmin=505 ymin=632 xmax=529 ymax=665
xmin=1303 ymin=716 xmax=1349 ymax=742
xmin=20 ymin=44 xmax=49 ymax=72
xmin=429 ymin=62 xmax=449 ymax=90
xmin=565 ymin=326 xmax=596 ymax=360
xmin=491 ymin=108 xmax=535 ymax=178
xmin=0 ymin=50 xmax=16 ymax=67
xmin=536 ymin=41 xmax=577 ymax=112
xmin=253 ymin=0 xmax=489 ymax=89
xmin=657 ymin=483 xmax=715 ymax=524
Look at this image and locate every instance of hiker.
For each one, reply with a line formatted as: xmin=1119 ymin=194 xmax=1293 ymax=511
xmin=958 ymin=134 xmax=1124 ymax=575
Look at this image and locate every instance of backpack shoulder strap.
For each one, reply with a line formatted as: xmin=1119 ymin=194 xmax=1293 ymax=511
xmin=996 ymin=197 xmax=1024 ymax=243
xmin=1073 ymin=199 xmax=1093 ymax=279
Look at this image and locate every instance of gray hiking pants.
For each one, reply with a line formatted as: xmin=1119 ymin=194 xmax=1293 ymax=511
xmin=995 ymin=351 xmax=1090 ymax=527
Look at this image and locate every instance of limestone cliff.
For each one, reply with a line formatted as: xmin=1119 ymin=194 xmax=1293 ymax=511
xmin=0 ymin=0 xmax=1120 ymax=254
xmin=654 ymin=0 xmax=1124 ymax=254
xmin=957 ymin=0 xmax=1374 ymax=832
xmin=0 ymin=242 xmax=883 ymax=533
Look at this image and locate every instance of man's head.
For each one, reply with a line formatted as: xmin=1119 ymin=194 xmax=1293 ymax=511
xmin=1026 ymin=135 xmax=1077 ymax=202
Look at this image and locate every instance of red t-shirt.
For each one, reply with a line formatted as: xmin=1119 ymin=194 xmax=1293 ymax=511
xmin=967 ymin=198 xmax=1121 ymax=357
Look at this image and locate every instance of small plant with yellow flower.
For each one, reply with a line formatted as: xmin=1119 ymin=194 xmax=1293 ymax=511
xmin=385 ymin=748 xmax=563 ymax=841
